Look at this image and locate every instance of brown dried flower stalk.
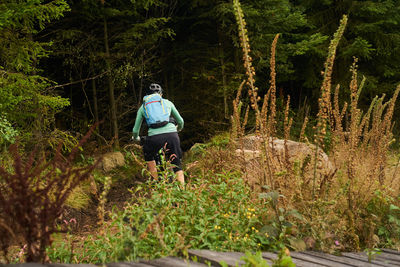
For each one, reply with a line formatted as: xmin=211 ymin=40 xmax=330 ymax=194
xmin=267 ymin=34 xmax=280 ymax=136
xmin=316 ymin=15 xmax=348 ymax=146
xmin=233 ymin=0 xmax=260 ymax=120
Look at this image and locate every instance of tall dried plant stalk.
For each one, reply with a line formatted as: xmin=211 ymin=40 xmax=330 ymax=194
xmin=316 ymin=15 xmax=348 ymax=146
xmin=231 ymin=80 xmax=249 ymax=139
xmin=311 ymin=15 xmax=348 ymax=208
xmin=284 ymin=95 xmax=293 ymax=142
xmin=299 ymin=116 xmax=308 ymax=143
xmin=284 ymin=95 xmax=293 ymax=164
xmin=332 ymin=84 xmax=347 ymax=144
xmin=261 ymin=90 xmax=271 ymax=134
xmin=233 ymin=0 xmax=280 ymax=189
xmin=97 ymin=176 xmax=112 ymax=228
xmin=266 ymin=34 xmax=279 ymax=137
xmin=233 ymin=0 xmax=261 ymax=130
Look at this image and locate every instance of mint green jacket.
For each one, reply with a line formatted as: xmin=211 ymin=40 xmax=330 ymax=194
xmin=132 ymin=98 xmax=184 ymax=139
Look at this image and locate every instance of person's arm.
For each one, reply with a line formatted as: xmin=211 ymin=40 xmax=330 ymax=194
xmin=132 ymin=106 xmax=144 ymax=139
xmin=170 ymin=102 xmax=184 ymax=131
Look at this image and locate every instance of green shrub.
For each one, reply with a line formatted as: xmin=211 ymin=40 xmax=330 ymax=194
xmin=49 ymin=170 xmax=288 ymax=263
xmin=0 ymin=115 xmax=18 ymax=148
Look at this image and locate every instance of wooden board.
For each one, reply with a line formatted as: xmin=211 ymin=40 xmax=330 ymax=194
xmin=262 ymin=251 xmax=329 ymax=267
xmin=371 ymin=252 xmax=400 ymax=264
xmin=303 ymin=251 xmax=379 ymax=267
xmin=140 ymin=256 xmax=206 ymax=267
xmin=106 ymin=262 xmax=155 ymax=267
xmin=188 ymin=249 xmax=245 ymax=267
xmin=48 ymin=264 xmax=98 ymax=267
xmin=4 ymin=248 xmax=400 ymax=267
xmin=291 ymin=252 xmax=349 ymax=267
xmin=342 ymin=252 xmax=394 ymax=266
xmin=382 ymin=249 xmax=400 ymax=256
xmin=1 ymin=264 xmax=46 ymax=267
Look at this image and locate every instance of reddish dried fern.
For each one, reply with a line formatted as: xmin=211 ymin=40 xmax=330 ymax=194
xmin=0 ymin=126 xmax=99 ymax=263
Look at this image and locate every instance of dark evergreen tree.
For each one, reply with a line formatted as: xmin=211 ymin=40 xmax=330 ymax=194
xmin=42 ymin=0 xmax=175 ymax=145
xmin=294 ymin=0 xmax=400 ymax=109
xmin=0 ymin=0 xmax=70 ymax=144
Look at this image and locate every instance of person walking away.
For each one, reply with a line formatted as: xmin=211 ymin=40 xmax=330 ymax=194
xmin=132 ymin=83 xmax=185 ymax=185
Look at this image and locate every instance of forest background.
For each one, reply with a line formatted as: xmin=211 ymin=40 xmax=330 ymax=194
xmin=1 ymin=0 xmax=400 ymax=150
xmin=2 ymin=0 xmax=400 ymax=264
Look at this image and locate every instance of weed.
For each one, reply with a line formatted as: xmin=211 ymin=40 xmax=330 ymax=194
xmin=0 ymin=126 xmax=98 ymax=263
xmin=51 ymin=170 xmax=290 ymax=263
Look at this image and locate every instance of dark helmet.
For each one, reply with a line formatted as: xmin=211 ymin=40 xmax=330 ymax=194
xmin=148 ymin=83 xmax=162 ymax=94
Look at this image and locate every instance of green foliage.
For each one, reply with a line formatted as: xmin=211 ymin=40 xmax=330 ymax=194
xmin=272 ymin=248 xmax=295 ymax=267
xmin=0 ymin=115 xmax=18 ymax=147
xmin=366 ymin=190 xmax=400 ymax=247
xmin=240 ymin=251 xmax=270 ymax=267
xmin=46 ymin=129 xmax=79 ymax=153
xmin=48 ymin=171 xmax=288 ymax=263
xmin=0 ymin=127 xmax=97 ymax=263
xmin=0 ymin=0 xmax=70 ymax=72
xmin=295 ymin=0 xmax=400 ymax=96
xmin=220 ymin=249 xmax=295 ymax=267
xmin=259 ymin=189 xmax=305 ymax=251
xmin=364 ymin=247 xmax=382 ymax=263
xmin=0 ymin=0 xmax=70 ymax=138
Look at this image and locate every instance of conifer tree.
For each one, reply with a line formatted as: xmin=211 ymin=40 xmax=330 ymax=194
xmin=295 ymin=0 xmax=400 ymax=100
xmin=0 ymin=0 xmax=70 ymax=143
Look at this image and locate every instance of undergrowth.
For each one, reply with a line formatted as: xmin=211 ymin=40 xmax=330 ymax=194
xmin=48 ymin=170 xmax=298 ymax=263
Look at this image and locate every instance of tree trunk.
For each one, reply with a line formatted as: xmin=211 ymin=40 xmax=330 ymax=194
xmin=92 ymin=78 xmax=99 ymax=127
xmin=218 ymin=30 xmax=229 ymax=119
xmin=103 ymin=17 xmax=119 ymax=149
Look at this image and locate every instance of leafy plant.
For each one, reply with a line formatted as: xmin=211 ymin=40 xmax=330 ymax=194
xmin=49 ymin=170 xmax=289 ymax=263
xmin=272 ymin=248 xmax=295 ymax=267
xmin=240 ymin=251 xmax=270 ymax=267
xmin=0 ymin=115 xmax=18 ymax=149
xmin=259 ymin=189 xmax=304 ymax=251
xmin=0 ymin=127 xmax=98 ymax=263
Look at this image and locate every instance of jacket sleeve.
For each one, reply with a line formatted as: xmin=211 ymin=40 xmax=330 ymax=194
xmin=170 ymin=101 xmax=184 ymax=131
xmin=132 ymin=106 xmax=144 ymax=138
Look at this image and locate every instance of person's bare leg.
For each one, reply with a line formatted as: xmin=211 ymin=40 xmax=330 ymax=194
xmin=176 ymin=170 xmax=184 ymax=186
xmin=146 ymin=160 xmax=158 ymax=179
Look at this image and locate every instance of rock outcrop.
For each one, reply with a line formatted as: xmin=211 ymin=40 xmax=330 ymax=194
xmin=96 ymin=151 xmax=125 ymax=172
xmin=235 ymin=136 xmax=336 ymax=191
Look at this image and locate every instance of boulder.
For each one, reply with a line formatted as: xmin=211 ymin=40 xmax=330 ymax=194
xmin=235 ymin=136 xmax=336 ymax=190
xmin=96 ymin=151 xmax=125 ymax=172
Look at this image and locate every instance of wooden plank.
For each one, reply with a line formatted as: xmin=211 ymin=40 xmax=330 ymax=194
xmin=342 ymin=252 xmax=393 ymax=266
xmin=141 ymin=256 xmax=207 ymax=267
xmin=260 ymin=251 xmax=278 ymax=261
xmin=47 ymin=264 xmax=98 ymax=267
xmin=382 ymin=249 xmax=400 ymax=256
xmin=261 ymin=252 xmax=328 ymax=267
xmin=223 ymin=251 xmax=273 ymax=266
xmin=303 ymin=251 xmax=378 ymax=267
xmin=291 ymin=252 xmax=349 ymax=267
xmin=107 ymin=262 xmax=155 ymax=267
xmin=372 ymin=252 xmax=400 ymax=263
xmin=1 ymin=264 xmax=45 ymax=267
xmin=188 ymin=249 xmax=245 ymax=267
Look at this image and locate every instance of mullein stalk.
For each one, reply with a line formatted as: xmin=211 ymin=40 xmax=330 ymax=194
xmin=312 ymin=15 xmax=348 ymax=217
xmin=233 ymin=0 xmax=261 ymax=130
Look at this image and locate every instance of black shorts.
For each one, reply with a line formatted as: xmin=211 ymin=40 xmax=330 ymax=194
xmin=143 ymin=132 xmax=182 ymax=172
